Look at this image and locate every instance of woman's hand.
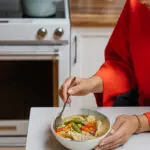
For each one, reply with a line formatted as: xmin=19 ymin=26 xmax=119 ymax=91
xmin=95 ymin=114 xmax=150 ymax=150
xmin=59 ymin=75 xmax=103 ymax=103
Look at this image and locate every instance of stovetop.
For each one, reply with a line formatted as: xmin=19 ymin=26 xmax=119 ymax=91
xmin=0 ymin=0 xmax=67 ymax=19
xmin=0 ymin=0 xmax=70 ymax=42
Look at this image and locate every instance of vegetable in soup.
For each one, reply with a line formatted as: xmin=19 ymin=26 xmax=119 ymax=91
xmin=55 ymin=115 xmax=109 ymax=141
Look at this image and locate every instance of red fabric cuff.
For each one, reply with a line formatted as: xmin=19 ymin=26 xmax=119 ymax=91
xmin=144 ymin=112 xmax=150 ymax=125
xmin=94 ymin=60 xmax=136 ymax=106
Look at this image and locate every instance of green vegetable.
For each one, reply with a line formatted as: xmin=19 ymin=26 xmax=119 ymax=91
xmin=64 ymin=119 xmax=85 ymax=125
xmin=74 ymin=120 xmax=85 ymax=125
xmin=77 ymin=124 xmax=82 ymax=128
xmin=71 ymin=122 xmax=81 ymax=133
xmin=63 ymin=121 xmax=71 ymax=125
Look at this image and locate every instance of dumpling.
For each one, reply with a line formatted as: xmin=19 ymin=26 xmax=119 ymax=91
xmin=67 ymin=131 xmax=81 ymax=141
xmin=95 ymin=120 xmax=102 ymax=136
xmin=87 ymin=115 xmax=96 ymax=122
xmin=67 ymin=131 xmax=96 ymax=141
xmin=81 ymin=131 xmax=96 ymax=140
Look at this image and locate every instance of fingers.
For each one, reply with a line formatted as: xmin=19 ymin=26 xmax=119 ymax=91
xmin=94 ymin=146 xmax=101 ymax=150
xmin=100 ymin=143 xmax=123 ymax=150
xmin=68 ymin=84 xmax=83 ymax=95
xmin=59 ymin=85 xmax=72 ymax=104
xmin=101 ymin=122 xmax=125 ymax=144
xmin=59 ymin=77 xmax=74 ymax=102
xmin=99 ymin=136 xmax=125 ymax=150
xmin=104 ymin=116 xmax=124 ymax=138
xmin=111 ymin=116 xmax=125 ymax=132
xmin=59 ymin=77 xmax=90 ymax=103
xmin=107 ymin=143 xmax=122 ymax=150
xmin=98 ymin=122 xmax=128 ymax=150
xmin=59 ymin=77 xmax=81 ymax=103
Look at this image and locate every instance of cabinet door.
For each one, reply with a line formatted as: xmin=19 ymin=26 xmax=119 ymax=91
xmin=71 ymin=28 xmax=112 ymax=108
xmin=79 ymin=35 xmax=109 ymax=107
xmin=80 ymin=35 xmax=108 ymax=78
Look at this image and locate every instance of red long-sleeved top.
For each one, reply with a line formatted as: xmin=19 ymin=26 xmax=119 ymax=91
xmin=95 ymin=0 xmax=150 ymax=123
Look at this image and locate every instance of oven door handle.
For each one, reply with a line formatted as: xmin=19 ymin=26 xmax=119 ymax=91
xmin=0 ymin=50 xmax=60 ymax=60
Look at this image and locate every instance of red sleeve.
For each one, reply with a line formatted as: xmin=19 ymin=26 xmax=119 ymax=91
xmin=94 ymin=0 xmax=137 ymax=106
xmin=144 ymin=112 xmax=150 ymax=125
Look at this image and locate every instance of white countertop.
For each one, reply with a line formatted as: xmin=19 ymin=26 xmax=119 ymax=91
xmin=26 ymin=107 xmax=150 ymax=150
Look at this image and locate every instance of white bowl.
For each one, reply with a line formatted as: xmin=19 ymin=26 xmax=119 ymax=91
xmin=51 ymin=108 xmax=111 ymax=150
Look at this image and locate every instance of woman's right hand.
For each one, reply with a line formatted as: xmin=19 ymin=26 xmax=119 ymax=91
xmin=59 ymin=75 xmax=103 ymax=104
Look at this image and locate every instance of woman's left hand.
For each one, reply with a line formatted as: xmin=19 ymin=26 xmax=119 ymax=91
xmin=95 ymin=114 xmax=139 ymax=150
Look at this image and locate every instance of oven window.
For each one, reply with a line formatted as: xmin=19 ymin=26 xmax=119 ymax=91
xmin=0 ymin=60 xmax=58 ymax=120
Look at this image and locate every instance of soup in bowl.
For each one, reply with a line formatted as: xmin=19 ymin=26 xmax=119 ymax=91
xmin=51 ymin=109 xmax=111 ymax=150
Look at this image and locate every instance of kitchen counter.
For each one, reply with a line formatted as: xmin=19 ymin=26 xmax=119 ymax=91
xmin=69 ymin=0 xmax=126 ymax=27
xmin=26 ymin=107 xmax=150 ymax=150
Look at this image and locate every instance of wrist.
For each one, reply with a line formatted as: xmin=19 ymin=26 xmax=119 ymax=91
xmin=89 ymin=75 xmax=103 ymax=93
xmin=134 ymin=115 xmax=150 ymax=133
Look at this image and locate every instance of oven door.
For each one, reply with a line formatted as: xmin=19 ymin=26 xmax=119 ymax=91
xmin=0 ymin=45 xmax=70 ymax=145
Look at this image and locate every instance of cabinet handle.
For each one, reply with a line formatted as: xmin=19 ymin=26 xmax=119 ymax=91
xmin=74 ymin=36 xmax=77 ymax=64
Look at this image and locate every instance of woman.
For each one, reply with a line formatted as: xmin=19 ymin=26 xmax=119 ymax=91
xmin=59 ymin=0 xmax=150 ymax=149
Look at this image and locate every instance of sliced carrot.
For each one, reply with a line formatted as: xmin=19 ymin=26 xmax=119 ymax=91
xmin=84 ymin=127 xmax=89 ymax=131
xmin=68 ymin=123 xmax=71 ymax=128
xmin=86 ymin=122 xmax=96 ymax=128
xmin=81 ymin=126 xmax=89 ymax=131
xmin=81 ymin=126 xmax=86 ymax=130
xmin=56 ymin=132 xmax=61 ymax=136
xmin=56 ymin=127 xmax=63 ymax=132
xmin=89 ymin=127 xmax=95 ymax=130
xmin=86 ymin=124 xmax=92 ymax=128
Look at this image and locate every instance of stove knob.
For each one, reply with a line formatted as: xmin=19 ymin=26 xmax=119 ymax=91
xmin=54 ymin=27 xmax=64 ymax=40
xmin=37 ymin=28 xmax=47 ymax=39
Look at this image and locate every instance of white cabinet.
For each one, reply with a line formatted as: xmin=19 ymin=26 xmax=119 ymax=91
xmin=71 ymin=28 xmax=113 ymax=108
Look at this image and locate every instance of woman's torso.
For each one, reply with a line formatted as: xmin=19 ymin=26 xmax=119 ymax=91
xmin=129 ymin=0 xmax=150 ymax=105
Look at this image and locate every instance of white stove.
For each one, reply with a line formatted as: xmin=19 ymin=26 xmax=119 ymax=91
xmin=0 ymin=0 xmax=70 ymax=42
xmin=0 ymin=0 xmax=70 ymax=146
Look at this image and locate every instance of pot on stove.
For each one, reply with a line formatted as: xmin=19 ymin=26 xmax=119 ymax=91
xmin=22 ymin=0 xmax=56 ymax=17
